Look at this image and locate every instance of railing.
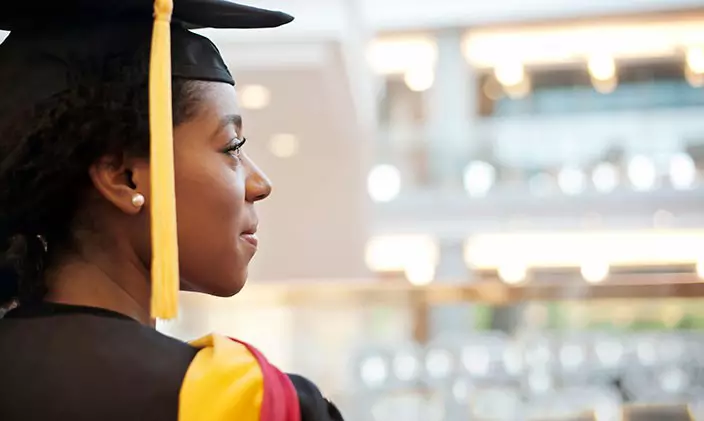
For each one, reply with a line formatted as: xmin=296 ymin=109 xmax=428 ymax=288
xmin=376 ymin=106 xmax=704 ymax=194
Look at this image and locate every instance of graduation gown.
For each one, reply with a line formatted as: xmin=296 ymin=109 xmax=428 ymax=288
xmin=0 ymin=303 xmax=343 ymax=421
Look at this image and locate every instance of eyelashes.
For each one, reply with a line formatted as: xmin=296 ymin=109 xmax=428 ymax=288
xmin=224 ymin=136 xmax=247 ymax=158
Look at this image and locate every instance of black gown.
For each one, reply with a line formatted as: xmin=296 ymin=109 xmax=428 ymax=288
xmin=0 ymin=303 xmax=343 ymax=421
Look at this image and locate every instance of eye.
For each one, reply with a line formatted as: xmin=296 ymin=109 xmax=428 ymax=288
xmin=224 ymin=136 xmax=247 ymax=158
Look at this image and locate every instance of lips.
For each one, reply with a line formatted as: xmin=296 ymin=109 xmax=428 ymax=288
xmin=240 ymin=232 xmax=258 ymax=248
xmin=240 ymin=224 xmax=259 ymax=249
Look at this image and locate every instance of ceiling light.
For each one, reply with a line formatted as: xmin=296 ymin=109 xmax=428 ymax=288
xmin=463 ymin=161 xmax=496 ymax=197
xmin=404 ymin=67 xmax=434 ymax=92
xmin=268 ymin=133 xmax=299 ymax=158
xmin=557 ymin=167 xmax=586 ymax=196
xmin=686 ymin=46 xmax=704 ymax=75
xmin=239 ymin=84 xmax=271 ymax=110
xmin=628 ymin=155 xmax=656 ymax=191
xmin=581 ymin=260 xmax=609 ymax=284
xmin=367 ymin=37 xmax=437 ymax=75
xmin=669 ymin=152 xmax=696 ymax=190
xmin=498 ymin=263 xmax=527 ymax=285
xmin=494 ymin=62 xmax=524 ymax=86
xmin=588 ymin=54 xmax=616 ymax=81
xmin=592 ymin=163 xmax=619 ymax=193
xmin=367 ymin=164 xmax=401 ymax=203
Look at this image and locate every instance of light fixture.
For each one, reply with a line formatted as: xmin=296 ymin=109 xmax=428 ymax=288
xmin=461 ymin=346 xmax=491 ymax=377
xmin=558 ymin=167 xmax=586 ymax=196
xmin=403 ymin=258 xmax=436 ymax=286
xmin=594 ymin=339 xmax=624 ymax=368
xmin=627 ymin=155 xmax=656 ymax=191
xmin=581 ymin=260 xmax=610 ymax=283
xmin=463 ymin=20 xmax=697 ymax=69
xmin=359 ymin=356 xmax=388 ymax=388
xmin=463 ymin=161 xmax=496 ymax=197
xmin=465 ymin=230 xmax=704 ymax=270
xmin=494 ymin=61 xmax=525 ymax=87
xmin=367 ymin=164 xmax=401 ymax=203
xmin=404 ymin=66 xmax=434 ymax=92
xmin=425 ymin=349 xmax=453 ymax=379
xmin=588 ymin=54 xmax=616 ymax=81
xmin=686 ymin=46 xmax=704 ymax=75
xmin=498 ymin=262 xmax=527 ymax=285
xmin=669 ymin=152 xmax=696 ymax=190
xmin=365 ymin=235 xmax=439 ymax=273
xmin=659 ymin=367 xmax=689 ymax=395
xmin=502 ymin=346 xmax=524 ymax=375
xmin=367 ymin=37 xmax=437 ymax=75
xmin=560 ymin=343 xmax=586 ymax=371
xmin=268 ymin=133 xmax=299 ymax=158
xmin=239 ymin=84 xmax=271 ymax=110
xmin=592 ymin=163 xmax=619 ymax=193
xmin=392 ymin=352 xmax=420 ymax=382
xmin=587 ymin=54 xmax=618 ymax=94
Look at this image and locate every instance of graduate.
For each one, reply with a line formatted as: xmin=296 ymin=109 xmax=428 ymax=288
xmin=0 ymin=1 xmax=344 ymax=420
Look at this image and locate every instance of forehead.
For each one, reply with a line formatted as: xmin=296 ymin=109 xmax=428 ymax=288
xmin=196 ymin=82 xmax=241 ymax=120
xmin=173 ymin=81 xmax=242 ymax=147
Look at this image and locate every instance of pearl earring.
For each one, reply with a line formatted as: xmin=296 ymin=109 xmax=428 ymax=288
xmin=131 ymin=193 xmax=145 ymax=208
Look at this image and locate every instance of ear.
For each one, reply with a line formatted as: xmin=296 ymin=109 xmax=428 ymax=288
xmin=89 ymin=155 xmax=151 ymax=215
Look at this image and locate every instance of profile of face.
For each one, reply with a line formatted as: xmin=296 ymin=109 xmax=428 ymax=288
xmin=171 ymin=82 xmax=272 ymax=296
xmin=92 ymin=81 xmax=272 ymax=298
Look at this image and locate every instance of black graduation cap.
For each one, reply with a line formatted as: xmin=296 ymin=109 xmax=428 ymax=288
xmin=0 ymin=0 xmax=293 ymax=319
xmin=0 ymin=1 xmax=293 ymax=116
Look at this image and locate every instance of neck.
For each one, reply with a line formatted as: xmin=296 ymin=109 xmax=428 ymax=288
xmin=43 ymin=255 xmax=153 ymax=326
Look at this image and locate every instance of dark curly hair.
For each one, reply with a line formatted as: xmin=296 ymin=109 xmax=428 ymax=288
xmin=0 ymin=52 xmax=203 ymax=306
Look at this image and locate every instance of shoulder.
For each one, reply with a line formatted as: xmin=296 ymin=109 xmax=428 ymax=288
xmin=287 ymin=374 xmax=344 ymax=421
xmin=180 ymin=334 xmax=344 ymax=421
xmin=0 ymin=309 xmax=197 ymax=367
xmin=0 ymin=312 xmax=197 ymax=420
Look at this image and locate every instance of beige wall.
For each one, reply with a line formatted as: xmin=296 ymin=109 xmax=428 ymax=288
xmin=226 ymin=43 xmax=372 ymax=281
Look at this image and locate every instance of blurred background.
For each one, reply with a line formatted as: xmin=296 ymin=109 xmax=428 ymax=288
xmin=161 ymin=0 xmax=704 ymax=419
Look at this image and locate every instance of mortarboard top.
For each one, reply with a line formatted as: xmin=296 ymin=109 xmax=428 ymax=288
xmin=0 ymin=0 xmax=294 ymax=320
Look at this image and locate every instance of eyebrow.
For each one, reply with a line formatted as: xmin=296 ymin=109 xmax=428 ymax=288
xmin=224 ymin=114 xmax=243 ymax=130
xmin=210 ymin=114 xmax=243 ymax=139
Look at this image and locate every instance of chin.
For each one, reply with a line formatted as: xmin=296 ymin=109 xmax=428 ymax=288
xmin=213 ymin=282 xmax=246 ymax=297
xmin=211 ymin=271 xmax=249 ymax=297
xmin=181 ymin=269 xmax=248 ymax=297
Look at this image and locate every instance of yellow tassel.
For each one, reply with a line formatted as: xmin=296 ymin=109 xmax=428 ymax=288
xmin=149 ymin=0 xmax=179 ymax=320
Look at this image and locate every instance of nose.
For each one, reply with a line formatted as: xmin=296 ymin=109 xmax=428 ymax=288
xmin=243 ymin=154 xmax=272 ymax=203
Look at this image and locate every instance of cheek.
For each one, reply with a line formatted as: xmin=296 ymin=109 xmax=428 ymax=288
xmin=176 ymin=160 xmax=247 ymax=234
xmin=173 ymin=158 xmax=248 ymax=283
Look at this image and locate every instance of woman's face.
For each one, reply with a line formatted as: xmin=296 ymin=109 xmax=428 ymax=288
xmin=170 ymin=81 xmax=271 ymax=296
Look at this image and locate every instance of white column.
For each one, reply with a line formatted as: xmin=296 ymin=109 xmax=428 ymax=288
xmin=424 ymin=29 xmax=476 ymax=189
xmin=423 ymin=30 xmax=478 ymax=338
xmin=429 ymin=240 xmax=475 ymax=338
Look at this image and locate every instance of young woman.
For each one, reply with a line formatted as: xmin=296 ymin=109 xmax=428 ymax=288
xmin=0 ymin=1 xmax=343 ymax=420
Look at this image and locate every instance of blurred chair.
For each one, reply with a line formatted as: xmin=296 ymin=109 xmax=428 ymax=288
xmin=622 ymin=404 xmax=692 ymax=421
xmin=530 ymin=412 xmax=596 ymax=421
